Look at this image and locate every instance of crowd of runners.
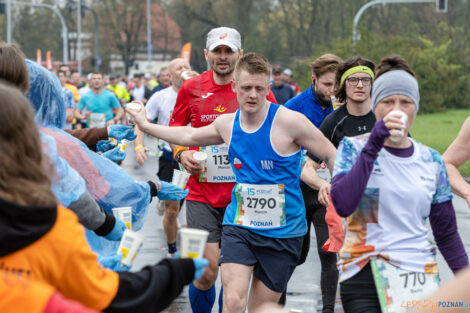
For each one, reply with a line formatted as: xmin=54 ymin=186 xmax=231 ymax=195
xmin=1 ymin=25 xmax=470 ymax=313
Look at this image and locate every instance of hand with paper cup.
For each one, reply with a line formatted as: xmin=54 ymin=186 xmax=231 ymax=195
xmin=158 ymin=181 xmax=189 ymax=201
xmin=193 ymin=258 xmax=209 ymax=280
xmin=108 ymin=124 xmax=137 ymax=141
xmin=97 ymin=253 xmax=131 ymax=272
xmin=118 ymin=229 xmax=145 ymax=266
xmin=124 ymin=101 xmax=147 ymax=127
xmin=96 ymin=139 xmax=114 ymax=152
xmin=103 ymin=146 xmax=126 ymax=163
xmin=168 ymin=252 xmax=208 ymax=280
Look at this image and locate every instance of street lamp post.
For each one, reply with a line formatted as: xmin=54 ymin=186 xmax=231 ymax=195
xmin=2 ymin=0 xmax=69 ymax=63
xmin=6 ymin=0 xmax=11 ymax=43
xmin=77 ymin=0 xmax=82 ymax=75
xmin=147 ymin=0 xmax=152 ymax=68
xmin=352 ymin=0 xmax=436 ymax=45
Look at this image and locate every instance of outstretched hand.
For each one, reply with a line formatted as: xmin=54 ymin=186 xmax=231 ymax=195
xmin=193 ymin=258 xmax=209 ymax=280
xmin=103 ymin=146 xmax=126 ymax=163
xmin=108 ymin=124 xmax=137 ymax=141
xmin=97 ymin=253 xmax=131 ymax=272
xmin=158 ymin=181 xmax=189 ymax=201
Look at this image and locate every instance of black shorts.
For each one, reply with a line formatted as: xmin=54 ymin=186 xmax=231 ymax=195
xmin=157 ymin=153 xmax=180 ymax=182
xmin=219 ymin=225 xmax=303 ymax=293
xmin=186 ymin=200 xmax=226 ymax=243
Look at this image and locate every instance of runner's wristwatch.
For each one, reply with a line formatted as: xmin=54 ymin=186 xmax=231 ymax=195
xmin=175 ymin=150 xmax=184 ymax=163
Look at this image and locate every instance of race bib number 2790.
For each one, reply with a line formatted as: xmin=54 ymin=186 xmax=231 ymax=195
xmin=233 ymin=183 xmax=286 ymax=229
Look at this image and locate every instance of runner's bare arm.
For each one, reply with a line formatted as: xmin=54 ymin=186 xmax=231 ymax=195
xmin=114 ymin=107 xmax=125 ymax=120
xmin=301 ymin=157 xmax=331 ymax=207
xmin=134 ymin=123 xmax=151 ymax=166
xmin=289 ymin=111 xmax=336 ymax=174
xmin=443 ymin=117 xmax=470 ymax=206
xmin=127 ymin=104 xmax=225 ymax=147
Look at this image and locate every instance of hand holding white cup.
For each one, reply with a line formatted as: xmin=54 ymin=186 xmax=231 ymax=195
xmin=124 ymin=101 xmax=146 ymax=126
xmin=192 ymin=151 xmax=207 ymax=173
xmin=118 ymin=229 xmax=145 ymax=266
xmin=179 ymin=228 xmax=209 ymax=259
xmin=385 ymin=110 xmax=408 ymax=142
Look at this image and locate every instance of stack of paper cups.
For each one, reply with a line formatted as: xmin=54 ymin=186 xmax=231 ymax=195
xmin=118 ymin=229 xmax=145 ymax=266
xmin=112 ymin=206 xmax=132 ymax=230
xmin=172 ymin=169 xmax=191 ymax=189
xmin=193 ymin=151 xmax=207 ymax=173
xmin=179 ymin=228 xmax=209 ymax=258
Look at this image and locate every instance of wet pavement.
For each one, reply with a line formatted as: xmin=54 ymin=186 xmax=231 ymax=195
xmin=122 ymin=137 xmax=470 ymax=313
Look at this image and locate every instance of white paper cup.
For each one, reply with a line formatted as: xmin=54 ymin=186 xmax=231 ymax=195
xmin=112 ymin=206 xmax=132 ymax=230
xmin=118 ymin=229 xmax=145 ymax=266
xmin=193 ymin=151 xmax=207 ymax=172
xmin=387 ymin=110 xmax=408 ymax=142
xmin=179 ymin=228 xmax=209 ymax=259
xmin=172 ymin=169 xmax=191 ymax=189
xmin=125 ymin=102 xmax=142 ymax=126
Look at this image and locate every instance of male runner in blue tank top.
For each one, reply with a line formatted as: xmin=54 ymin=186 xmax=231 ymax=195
xmin=126 ymin=52 xmax=336 ymax=312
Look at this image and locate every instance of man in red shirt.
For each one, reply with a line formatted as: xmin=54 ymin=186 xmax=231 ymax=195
xmin=169 ymin=27 xmax=276 ymax=313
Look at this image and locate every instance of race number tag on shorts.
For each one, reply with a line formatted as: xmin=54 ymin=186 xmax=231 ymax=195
xmin=88 ymin=113 xmax=106 ymax=128
xmin=234 ymin=183 xmax=286 ymax=229
xmin=199 ymin=144 xmax=235 ymax=183
xmin=370 ymin=257 xmax=440 ymax=313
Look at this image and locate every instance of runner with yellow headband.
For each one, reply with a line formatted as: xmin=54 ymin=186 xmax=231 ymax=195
xmin=339 ymin=65 xmax=375 ymax=86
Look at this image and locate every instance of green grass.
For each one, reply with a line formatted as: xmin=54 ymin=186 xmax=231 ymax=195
xmin=410 ymin=109 xmax=470 ymax=176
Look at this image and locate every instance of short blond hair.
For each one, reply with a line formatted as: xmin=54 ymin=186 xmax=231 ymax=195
xmin=234 ymin=52 xmax=271 ymax=80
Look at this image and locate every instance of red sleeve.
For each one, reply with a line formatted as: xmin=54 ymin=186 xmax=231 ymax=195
xmin=44 ymin=292 xmax=101 ymax=313
xmin=169 ymin=84 xmax=191 ymax=127
xmin=267 ymin=89 xmax=277 ymax=104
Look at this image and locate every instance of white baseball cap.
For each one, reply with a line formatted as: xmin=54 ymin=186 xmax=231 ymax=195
xmin=206 ymin=27 xmax=241 ymax=52
xmin=283 ymin=68 xmax=293 ymax=76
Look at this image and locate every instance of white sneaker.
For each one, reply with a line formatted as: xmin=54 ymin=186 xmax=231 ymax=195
xmin=155 ymin=200 xmax=165 ymax=216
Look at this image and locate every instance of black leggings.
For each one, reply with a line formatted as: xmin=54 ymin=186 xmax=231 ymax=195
xmin=340 ymin=263 xmax=381 ymax=313
xmin=298 ymin=184 xmax=338 ymax=312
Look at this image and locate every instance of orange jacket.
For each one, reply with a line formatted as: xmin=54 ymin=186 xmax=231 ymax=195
xmin=0 ymin=204 xmax=119 ymax=311
xmin=0 ymin=273 xmax=100 ymax=313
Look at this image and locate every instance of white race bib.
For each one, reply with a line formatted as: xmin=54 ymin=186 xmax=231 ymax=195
xmin=316 ymin=161 xmax=331 ymax=183
xmin=371 ymin=257 xmax=440 ymax=313
xmin=89 ymin=113 xmax=106 ymax=128
xmin=233 ymin=183 xmax=286 ymax=229
xmin=199 ymin=144 xmax=236 ymax=183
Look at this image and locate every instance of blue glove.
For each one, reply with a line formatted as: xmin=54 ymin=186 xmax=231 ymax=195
xmin=96 ymin=139 xmax=114 ymax=152
xmin=109 ymin=124 xmax=137 ymax=141
xmin=193 ymin=258 xmax=209 ymax=280
xmin=158 ymin=181 xmax=189 ymax=201
xmin=102 ymin=146 xmax=126 ymax=163
xmin=97 ymin=253 xmax=131 ymax=272
xmin=103 ymin=218 xmax=127 ymax=241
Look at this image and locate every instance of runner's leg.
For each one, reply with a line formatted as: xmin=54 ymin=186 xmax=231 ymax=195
xmin=221 ymin=263 xmax=253 ymax=313
xmin=312 ymin=205 xmax=338 ymax=313
xmin=340 ymin=263 xmax=380 ymax=313
xmin=157 ymin=156 xmax=181 ymax=254
xmin=248 ymin=277 xmax=282 ymax=312
xmin=163 ymin=200 xmax=179 ymax=254
xmin=187 ymin=201 xmax=225 ymax=312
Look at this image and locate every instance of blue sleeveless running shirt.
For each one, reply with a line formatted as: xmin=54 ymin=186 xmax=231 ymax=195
xmin=223 ymin=102 xmax=307 ymax=238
